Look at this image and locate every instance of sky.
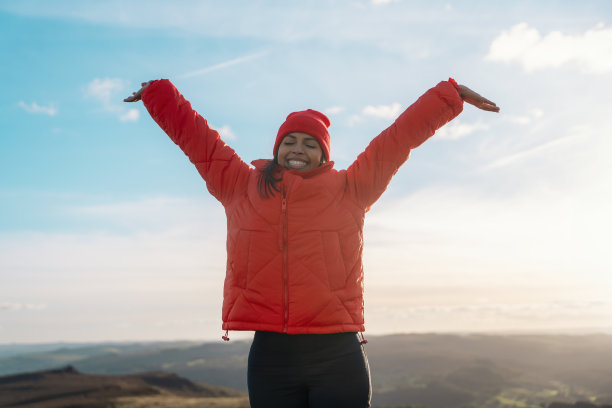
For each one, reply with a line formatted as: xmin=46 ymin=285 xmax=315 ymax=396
xmin=1 ymin=0 xmax=611 ymax=344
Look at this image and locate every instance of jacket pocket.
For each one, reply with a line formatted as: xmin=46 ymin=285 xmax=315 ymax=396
xmin=322 ymin=231 xmax=348 ymax=291
xmin=229 ymin=229 xmax=250 ymax=289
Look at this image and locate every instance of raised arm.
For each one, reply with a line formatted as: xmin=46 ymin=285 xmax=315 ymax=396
xmin=346 ymin=79 xmax=498 ymax=210
xmin=125 ymin=79 xmax=251 ymax=204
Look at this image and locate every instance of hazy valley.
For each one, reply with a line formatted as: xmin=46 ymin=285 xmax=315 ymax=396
xmin=2 ymin=333 xmax=612 ymax=407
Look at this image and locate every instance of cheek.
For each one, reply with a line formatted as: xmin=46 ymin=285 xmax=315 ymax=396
xmin=310 ymin=149 xmax=323 ymax=163
xmin=276 ymin=146 xmax=288 ymax=161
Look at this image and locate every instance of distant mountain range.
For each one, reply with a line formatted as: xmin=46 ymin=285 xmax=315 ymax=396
xmin=2 ymin=333 xmax=612 ymax=408
xmin=0 ymin=365 xmax=247 ymax=408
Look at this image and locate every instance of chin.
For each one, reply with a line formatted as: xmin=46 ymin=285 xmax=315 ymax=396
xmin=284 ymin=163 xmax=311 ymax=172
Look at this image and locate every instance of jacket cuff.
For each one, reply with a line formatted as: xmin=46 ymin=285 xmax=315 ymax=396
xmin=141 ymin=78 xmax=173 ymax=103
xmin=448 ymin=77 xmax=461 ymax=97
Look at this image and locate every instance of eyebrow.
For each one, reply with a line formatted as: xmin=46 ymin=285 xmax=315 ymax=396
xmin=286 ymin=134 xmax=318 ymax=142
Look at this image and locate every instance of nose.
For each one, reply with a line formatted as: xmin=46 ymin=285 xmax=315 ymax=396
xmin=291 ymin=143 xmax=304 ymax=154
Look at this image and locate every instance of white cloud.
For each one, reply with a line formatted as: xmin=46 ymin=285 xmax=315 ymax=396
xmin=1 ymin=303 xmax=47 ymax=311
xmin=85 ymin=77 xmax=126 ymax=105
xmin=215 ymin=125 xmax=236 ymax=140
xmin=0 ymin=196 xmax=228 ymax=342
xmin=343 ymin=102 xmax=404 ymax=126
xmin=364 ymin=182 xmax=612 ymax=289
xmin=503 ymin=108 xmax=544 ymax=125
xmin=17 ymin=101 xmax=57 ymax=116
xmin=178 ymin=51 xmax=269 ymax=79
xmin=397 ymin=300 xmax=612 ymax=320
xmin=366 ymin=295 xmax=612 ymax=334
xmin=530 ymin=108 xmax=544 ymax=118
xmin=347 ymin=114 xmax=363 ymax=127
xmin=68 ymin=196 xmax=225 ymax=235
xmin=119 ymin=109 xmax=140 ymax=122
xmin=324 ymin=106 xmax=346 ymax=115
xmin=362 ymin=102 xmax=402 ymax=120
xmin=479 ymin=132 xmax=577 ymax=171
xmin=360 ymin=172 xmax=612 ymax=334
xmin=434 ymin=108 xmax=543 ymax=143
xmin=434 ymin=119 xmax=489 ymax=140
xmin=84 ymin=77 xmax=140 ymax=122
xmin=0 ymin=2 xmax=447 ymax=47
xmin=486 ymin=22 xmax=612 ymax=74
xmin=371 ymin=0 xmax=399 ymax=5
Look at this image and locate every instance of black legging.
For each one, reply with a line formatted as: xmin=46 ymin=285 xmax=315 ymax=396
xmin=247 ymin=331 xmax=371 ymax=408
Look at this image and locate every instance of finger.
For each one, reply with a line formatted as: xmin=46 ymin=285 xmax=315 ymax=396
xmin=467 ymin=97 xmax=498 ymax=110
xmin=481 ymin=104 xmax=500 ymax=112
xmin=481 ymin=97 xmax=497 ymax=107
xmin=468 ymin=95 xmax=497 ymax=107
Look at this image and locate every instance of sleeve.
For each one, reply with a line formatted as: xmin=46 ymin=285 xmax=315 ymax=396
xmin=141 ymin=79 xmax=251 ymax=204
xmin=346 ymin=79 xmax=464 ymax=210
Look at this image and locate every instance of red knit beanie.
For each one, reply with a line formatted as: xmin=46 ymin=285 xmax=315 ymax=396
xmin=274 ymin=109 xmax=331 ymax=160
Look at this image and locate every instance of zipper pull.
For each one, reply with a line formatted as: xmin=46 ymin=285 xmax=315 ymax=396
xmin=281 ymin=187 xmax=287 ymax=211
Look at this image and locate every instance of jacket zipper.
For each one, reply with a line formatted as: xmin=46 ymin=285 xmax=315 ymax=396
xmin=281 ymin=191 xmax=288 ymax=333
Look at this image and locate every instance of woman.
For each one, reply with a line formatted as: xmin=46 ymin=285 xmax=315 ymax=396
xmin=125 ymin=78 xmax=498 ymax=407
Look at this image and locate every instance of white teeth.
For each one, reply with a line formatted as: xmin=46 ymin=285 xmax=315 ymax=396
xmin=288 ymin=160 xmax=307 ymax=168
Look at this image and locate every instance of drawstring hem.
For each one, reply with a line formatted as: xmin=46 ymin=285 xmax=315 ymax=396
xmin=222 ymin=330 xmax=364 ymax=343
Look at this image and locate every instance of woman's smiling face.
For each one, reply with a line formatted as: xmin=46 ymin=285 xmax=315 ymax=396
xmin=277 ymin=132 xmax=324 ymax=172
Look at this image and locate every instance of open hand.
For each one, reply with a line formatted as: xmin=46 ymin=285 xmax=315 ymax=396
xmin=124 ymin=81 xmax=153 ymax=102
xmin=458 ymin=85 xmax=500 ymax=112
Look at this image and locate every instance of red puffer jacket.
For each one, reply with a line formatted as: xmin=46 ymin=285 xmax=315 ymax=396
xmin=142 ymin=79 xmax=463 ymax=334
